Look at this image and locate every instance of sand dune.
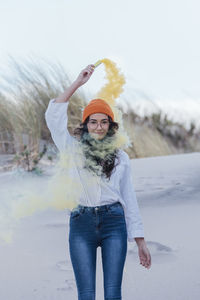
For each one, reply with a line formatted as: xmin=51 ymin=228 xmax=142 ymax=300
xmin=0 ymin=152 xmax=199 ymax=300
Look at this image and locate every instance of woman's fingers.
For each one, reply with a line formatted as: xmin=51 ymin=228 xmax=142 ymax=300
xmin=86 ymin=64 xmax=95 ymax=69
xmin=83 ymin=65 xmax=94 ymax=75
xmin=144 ymin=256 xmax=151 ymax=268
xmin=85 ymin=64 xmax=95 ymax=73
xmin=140 ymin=258 xmax=150 ymax=268
xmin=139 ymin=247 xmax=151 ymax=269
xmin=83 ymin=69 xmax=93 ymax=77
xmin=76 ymin=64 xmax=96 ymax=85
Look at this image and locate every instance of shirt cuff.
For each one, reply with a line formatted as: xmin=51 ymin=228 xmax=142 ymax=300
xmin=50 ymin=98 xmax=69 ymax=105
xmin=127 ymin=230 xmax=145 ymax=242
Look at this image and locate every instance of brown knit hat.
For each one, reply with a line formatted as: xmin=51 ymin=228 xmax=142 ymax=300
xmin=82 ymin=99 xmax=114 ymax=123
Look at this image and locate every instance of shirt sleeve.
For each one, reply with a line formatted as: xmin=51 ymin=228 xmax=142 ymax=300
xmin=120 ymin=156 xmax=145 ymax=242
xmin=45 ymin=99 xmax=75 ymax=152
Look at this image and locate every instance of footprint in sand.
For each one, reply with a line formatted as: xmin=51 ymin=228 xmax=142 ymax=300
xmin=57 ymin=279 xmax=76 ymax=291
xmin=145 ymin=241 xmax=173 ymax=253
xmin=128 ymin=241 xmax=178 ymax=263
xmin=56 ymin=260 xmax=72 ymax=272
xmin=56 ymin=262 xmax=76 ymax=292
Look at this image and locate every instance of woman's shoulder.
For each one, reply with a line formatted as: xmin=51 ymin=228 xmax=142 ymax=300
xmin=117 ymin=149 xmax=130 ymax=164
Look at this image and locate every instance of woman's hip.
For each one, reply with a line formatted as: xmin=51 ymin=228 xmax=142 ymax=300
xmin=69 ymin=201 xmax=127 ymax=241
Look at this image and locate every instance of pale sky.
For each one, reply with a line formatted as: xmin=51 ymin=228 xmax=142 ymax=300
xmin=1 ymin=0 xmax=200 ymax=122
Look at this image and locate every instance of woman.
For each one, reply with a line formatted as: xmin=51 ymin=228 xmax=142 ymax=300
xmin=45 ymin=64 xmax=151 ymax=300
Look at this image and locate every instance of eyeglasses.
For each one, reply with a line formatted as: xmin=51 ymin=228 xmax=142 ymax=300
xmin=88 ymin=120 xmax=110 ymax=129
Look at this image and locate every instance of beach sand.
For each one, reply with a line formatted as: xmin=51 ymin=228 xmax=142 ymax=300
xmin=0 ymin=152 xmax=199 ymax=300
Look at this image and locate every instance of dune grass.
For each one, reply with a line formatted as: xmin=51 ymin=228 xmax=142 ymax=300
xmin=0 ymin=57 xmax=199 ymax=171
xmin=0 ymin=57 xmax=85 ymax=170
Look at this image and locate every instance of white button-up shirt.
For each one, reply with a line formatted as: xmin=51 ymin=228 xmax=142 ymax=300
xmin=45 ymin=99 xmax=144 ymax=242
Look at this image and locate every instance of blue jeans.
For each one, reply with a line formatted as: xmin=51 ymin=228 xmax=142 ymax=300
xmin=68 ymin=201 xmax=127 ymax=300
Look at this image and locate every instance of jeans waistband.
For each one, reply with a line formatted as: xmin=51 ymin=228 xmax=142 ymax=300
xmin=76 ymin=201 xmax=122 ymax=213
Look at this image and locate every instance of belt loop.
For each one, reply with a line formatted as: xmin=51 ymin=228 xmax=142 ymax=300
xmin=106 ymin=205 xmax=109 ymax=212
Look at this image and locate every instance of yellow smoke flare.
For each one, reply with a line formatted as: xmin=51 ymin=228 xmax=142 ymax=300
xmin=96 ymin=58 xmax=126 ymax=106
xmin=94 ymin=58 xmax=130 ymax=148
xmin=94 ymin=60 xmax=102 ymax=68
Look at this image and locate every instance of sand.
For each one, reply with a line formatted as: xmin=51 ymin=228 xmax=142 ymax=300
xmin=0 ymin=152 xmax=199 ymax=300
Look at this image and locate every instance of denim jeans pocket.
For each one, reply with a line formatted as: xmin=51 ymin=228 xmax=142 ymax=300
xmin=70 ymin=208 xmax=83 ymax=220
xmin=108 ymin=204 xmax=124 ymax=217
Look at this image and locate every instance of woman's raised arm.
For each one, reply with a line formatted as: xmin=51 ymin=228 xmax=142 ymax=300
xmin=55 ymin=64 xmax=95 ymax=103
xmin=45 ymin=64 xmax=95 ymax=151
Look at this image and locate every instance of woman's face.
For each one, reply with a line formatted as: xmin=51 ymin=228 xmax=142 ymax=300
xmin=87 ymin=113 xmax=110 ymax=140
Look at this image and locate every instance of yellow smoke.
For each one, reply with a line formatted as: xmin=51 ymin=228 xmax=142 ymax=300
xmin=96 ymin=58 xmax=125 ymax=106
xmin=95 ymin=58 xmax=130 ymax=147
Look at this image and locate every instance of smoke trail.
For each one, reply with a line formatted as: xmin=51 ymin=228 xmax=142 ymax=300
xmin=96 ymin=58 xmax=126 ymax=106
xmin=96 ymin=58 xmax=131 ymax=149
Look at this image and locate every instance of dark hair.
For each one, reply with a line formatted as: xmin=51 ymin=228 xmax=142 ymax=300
xmin=74 ymin=115 xmax=120 ymax=180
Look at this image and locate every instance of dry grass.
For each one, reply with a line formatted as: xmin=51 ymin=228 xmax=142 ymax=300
xmin=0 ymin=56 xmax=199 ymax=170
xmin=0 ymin=57 xmax=85 ymax=155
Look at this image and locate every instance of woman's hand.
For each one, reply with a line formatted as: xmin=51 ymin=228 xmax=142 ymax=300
xmin=55 ymin=64 xmax=95 ymax=103
xmin=135 ymin=238 xmax=151 ymax=269
xmin=76 ymin=64 xmax=95 ymax=86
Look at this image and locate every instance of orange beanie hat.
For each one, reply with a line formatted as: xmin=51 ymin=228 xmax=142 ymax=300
xmin=82 ymin=99 xmax=114 ymax=123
